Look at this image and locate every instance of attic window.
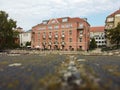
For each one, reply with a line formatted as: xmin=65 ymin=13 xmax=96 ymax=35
xmin=62 ymin=18 xmax=68 ymax=22
xmin=42 ymin=20 xmax=48 ymax=24
xmin=107 ymin=17 xmax=114 ymax=22
xmin=51 ymin=20 xmax=55 ymax=23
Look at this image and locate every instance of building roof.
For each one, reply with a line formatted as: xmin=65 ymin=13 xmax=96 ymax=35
xmin=26 ymin=29 xmax=32 ymax=33
xmin=56 ymin=17 xmax=85 ymax=23
xmin=32 ymin=17 xmax=90 ymax=28
xmin=90 ymin=26 xmax=105 ymax=32
xmin=107 ymin=9 xmax=120 ymax=18
xmin=15 ymin=27 xmax=24 ymax=33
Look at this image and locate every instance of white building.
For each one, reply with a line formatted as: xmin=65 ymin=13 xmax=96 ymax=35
xmin=19 ymin=30 xmax=31 ymax=47
xmin=90 ymin=26 xmax=106 ymax=47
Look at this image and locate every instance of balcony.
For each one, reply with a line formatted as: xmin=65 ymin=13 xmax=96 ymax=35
xmin=61 ymin=41 xmax=65 ymax=45
xmin=42 ymin=42 xmax=46 ymax=45
xmin=49 ymin=35 xmax=52 ymax=39
xmin=61 ymin=34 xmax=65 ymax=38
xmin=48 ymin=42 xmax=52 ymax=45
xmin=105 ymin=25 xmax=113 ymax=30
xmin=54 ymin=41 xmax=59 ymax=45
xmin=55 ymin=35 xmax=58 ymax=38
xmin=79 ymin=34 xmax=83 ymax=37
xmin=43 ymin=35 xmax=46 ymax=39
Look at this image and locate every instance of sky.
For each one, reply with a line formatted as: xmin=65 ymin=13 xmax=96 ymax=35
xmin=0 ymin=0 xmax=120 ymax=31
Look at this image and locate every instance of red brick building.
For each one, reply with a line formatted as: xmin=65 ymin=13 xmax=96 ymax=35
xmin=31 ymin=17 xmax=90 ymax=51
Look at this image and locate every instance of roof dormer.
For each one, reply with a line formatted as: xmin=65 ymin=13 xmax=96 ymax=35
xmin=42 ymin=20 xmax=48 ymax=24
xmin=48 ymin=19 xmax=59 ymax=24
xmin=62 ymin=17 xmax=68 ymax=22
xmin=107 ymin=17 xmax=114 ymax=22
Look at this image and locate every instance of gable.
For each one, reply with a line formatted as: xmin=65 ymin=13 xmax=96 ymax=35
xmin=48 ymin=19 xmax=59 ymax=24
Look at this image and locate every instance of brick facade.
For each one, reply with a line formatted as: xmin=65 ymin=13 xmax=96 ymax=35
xmin=31 ymin=17 xmax=90 ymax=51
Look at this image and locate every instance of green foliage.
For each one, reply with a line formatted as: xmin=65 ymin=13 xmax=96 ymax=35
xmin=107 ymin=23 xmax=120 ymax=48
xmin=25 ymin=41 xmax=31 ymax=47
xmin=89 ymin=38 xmax=97 ymax=50
xmin=0 ymin=10 xmax=17 ymax=49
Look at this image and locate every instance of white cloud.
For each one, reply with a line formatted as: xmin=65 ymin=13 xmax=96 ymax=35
xmin=0 ymin=0 xmax=120 ymax=30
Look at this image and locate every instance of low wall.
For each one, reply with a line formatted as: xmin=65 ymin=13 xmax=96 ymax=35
xmin=0 ymin=49 xmax=120 ymax=56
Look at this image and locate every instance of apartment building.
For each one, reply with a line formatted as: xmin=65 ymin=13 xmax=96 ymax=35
xmin=90 ymin=26 xmax=106 ymax=47
xmin=19 ymin=30 xmax=31 ymax=47
xmin=105 ymin=9 xmax=120 ymax=47
xmin=31 ymin=17 xmax=90 ymax=51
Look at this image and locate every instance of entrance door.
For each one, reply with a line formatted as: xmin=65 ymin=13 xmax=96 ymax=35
xmin=69 ymin=46 xmax=72 ymax=51
xmin=62 ymin=45 xmax=64 ymax=50
xmin=54 ymin=45 xmax=58 ymax=50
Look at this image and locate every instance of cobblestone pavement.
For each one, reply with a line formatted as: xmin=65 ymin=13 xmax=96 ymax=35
xmin=0 ymin=54 xmax=120 ymax=90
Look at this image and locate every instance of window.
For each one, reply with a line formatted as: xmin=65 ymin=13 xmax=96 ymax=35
xmin=80 ymin=30 xmax=83 ymax=34
xmin=38 ymin=32 xmax=40 ymax=38
xmin=54 ymin=41 xmax=58 ymax=44
xmin=69 ymin=38 xmax=72 ymax=42
xmin=55 ymin=31 xmax=58 ymax=39
xmin=61 ymin=25 xmax=65 ymax=28
xmin=79 ymin=24 xmax=83 ymax=28
xmin=61 ymin=41 xmax=65 ymax=45
xmin=38 ymin=27 xmax=46 ymax=30
xmin=43 ymin=22 xmax=47 ymax=24
xmin=62 ymin=30 xmax=64 ymax=34
xmin=49 ymin=41 xmax=52 ymax=45
xmin=79 ymin=38 xmax=82 ymax=42
xmin=38 ymin=39 xmax=40 ymax=42
xmin=79 ymin=46 xmax=82 ymax=49
xmin=107 ymin=17 xmax=114 ymax=22
xmin=48 ymin=26 xmax=52 ymax=30
xmin=62 ymin=38 xmax=64 ymax=40
xmin=62 ymin=18 xmax=68 ymax=22
xmin=42 ymin=20 xmax=48 ymax=24
xmin=51 ymin=20 xmax=55 ymax=23
xmin=54 ymin=25 xmax=59 ymax=29
xmin=69 ymin=30 xmax=72 ymax=35
xmin=66 ymin=24 xmax=72 ymax=28
xmin=43 ymin=32 xmax=46 ymax=35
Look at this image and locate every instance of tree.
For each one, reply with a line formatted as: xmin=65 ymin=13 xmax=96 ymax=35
xmin=0 ymin=11 xmax=17 ymax=49
xmin=25 ymin=41 xmax=31 ymax=47
xmin=107 ymin=23 xmax=120 ymax=48
xmin=89 ymin=38 xmax=97 ymax=50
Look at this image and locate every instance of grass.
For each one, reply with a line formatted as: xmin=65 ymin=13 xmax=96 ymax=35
xmin=35 ymin=56 xmax=103 ymax=90
xmin=103 ymin=65 xmax=120 ymax=77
